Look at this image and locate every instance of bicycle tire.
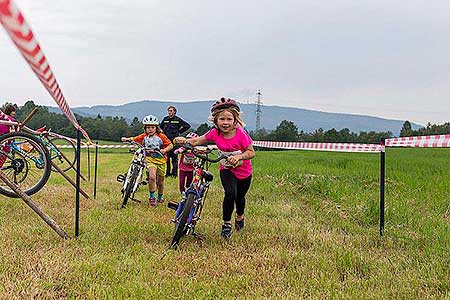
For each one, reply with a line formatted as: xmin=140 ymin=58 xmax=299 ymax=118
xmin=121 ymin=164 xmax=140 ymax=208
xmin=0 ymin=132 xmax=51 ymax=198
xmin=48 ymin=137 xmax=76 ymax=172
xmin=171 ymin=192 xmax=195 ymax=248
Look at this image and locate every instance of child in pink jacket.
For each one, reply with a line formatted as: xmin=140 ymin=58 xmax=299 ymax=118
xmin=174 ymin=132 xmax=198 ymax=194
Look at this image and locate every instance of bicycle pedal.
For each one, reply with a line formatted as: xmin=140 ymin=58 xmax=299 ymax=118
xmin=116 ymin=174 xmax=126 ymax=183
xmin=167 ymin=201 xmax=179 ymax=210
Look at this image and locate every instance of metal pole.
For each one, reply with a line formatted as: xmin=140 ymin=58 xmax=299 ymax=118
xmin=93 ymin=141 xmax=98 ymax=199
xmin=75 ymin=129 xmax=81 ymax=237
xmin=380 ymin=138 xmax=386 ymax=236
xmin=87 ymin=142 xmax=91 ymax=181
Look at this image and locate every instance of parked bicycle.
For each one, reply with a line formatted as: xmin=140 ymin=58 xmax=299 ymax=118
xmin=0 ymin=131 xmax=51 ymax=197
xmin=167 ymin=143 xmax=227 ymax=248
xmin=23 ymin=126 xmax=77 ymax=173
xmin=116 ymin=141 xmax=163 ymax=208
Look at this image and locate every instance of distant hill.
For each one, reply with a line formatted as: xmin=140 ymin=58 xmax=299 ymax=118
xmin=48 ymin=100 xmax=422 ymax=135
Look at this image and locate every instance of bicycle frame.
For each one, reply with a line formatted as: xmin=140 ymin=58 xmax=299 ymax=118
xmin=118 ymin=141 xmax=164 ymax=207
xmin=37 ymin=136 xmax=62 ymax=160
xmin=170 ymin=145 xmax=226 ymax=246
xmin=122 ymin=147 xmax=146 ymax=195
xmin=174 ymin=158 xmax=211 ymax=232
xmin=22 ymin=126 xmax=78 ymax=173
xmin=10 ymin=140 xmax=46 ymax=169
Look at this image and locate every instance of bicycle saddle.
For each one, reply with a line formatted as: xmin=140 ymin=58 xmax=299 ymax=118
xmin=36 ymin=125 xmax=47 ymax=133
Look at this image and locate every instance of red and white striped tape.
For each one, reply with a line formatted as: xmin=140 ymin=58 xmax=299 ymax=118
xmin=58 ymin=144 xmax=220 ymax=150
xmin=56 ymin=142 xmax=383 ymax=152
xmin=385 ymin=134 xmax=450 ymax=148
xmin=0 ymin=119 xmax=19 ymax=126
xmin=57 ymin=144 xmax=135 ymax=149
xmin=19 ymin=137 xmax=450 ymax=151
xmin=0 ymin=110 xmax=11 ymax=122
xmin=253 ymin=140 xmax=383 ymax=153
xmin=0 ymin=0 xmax=91 ymax=143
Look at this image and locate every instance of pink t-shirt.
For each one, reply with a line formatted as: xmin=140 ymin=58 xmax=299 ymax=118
xmin=204 ymin=127 xmax=253 ymax=179
xmin=0 ymin=115 xmax=15 ymax=135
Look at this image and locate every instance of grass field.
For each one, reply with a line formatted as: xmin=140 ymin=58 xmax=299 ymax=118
xmin=1 ymin=147 xmax=449 ymax=299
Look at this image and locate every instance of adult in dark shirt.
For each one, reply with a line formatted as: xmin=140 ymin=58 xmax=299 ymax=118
xmin=160 ymin=105 xmax=191 ymax=177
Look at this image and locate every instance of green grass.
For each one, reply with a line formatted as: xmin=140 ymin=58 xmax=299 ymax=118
xmin=1 ymin=148 xmax=450 ymax=299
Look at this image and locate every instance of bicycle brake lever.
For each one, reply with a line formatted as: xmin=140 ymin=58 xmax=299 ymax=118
xmin=184 ymin=142 xmax=194 ymax=150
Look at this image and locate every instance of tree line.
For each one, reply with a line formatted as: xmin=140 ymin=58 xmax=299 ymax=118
xmin=400 ymin=120 xmax=450 ymax=137
xmin=2 ymin=101 xmax=448 ymax=143
xmin=249 ymin=120 xmax=393 ymax=144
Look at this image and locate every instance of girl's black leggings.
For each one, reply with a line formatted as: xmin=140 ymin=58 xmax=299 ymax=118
xmin=219 ymin=169 xmax=252 ymax=222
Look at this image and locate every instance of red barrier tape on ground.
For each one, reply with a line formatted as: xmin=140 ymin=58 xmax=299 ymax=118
xmin=0 ymin=0 xmax=91 ymax=143
xmin=253 ymin=141 xmax=382 ymax=153
xmin=385 ymin=134 xmax=450 ymax=148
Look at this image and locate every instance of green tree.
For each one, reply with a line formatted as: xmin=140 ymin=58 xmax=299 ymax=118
xmin=196 ymin=123 xmax=213 ymax=136
xmin=250 ymin=128 xmax=269 ymax=141
xmin=324 ymin=128 xmax=339 ymax=142
xmin=130 ymin=117 xmax=143 ymax=136
xmin=400 ymin=121 xmax=414 ymax=137
xmin=269 ymin=120 xmax=299 ymax=141
xmin=310 ymin=128 xmax=325 ymax=142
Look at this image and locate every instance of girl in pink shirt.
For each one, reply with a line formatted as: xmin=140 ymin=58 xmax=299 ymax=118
xmin=0 ymin=104 xmax=16 ymax=135
xmin=174 ymin=98 xmax=255 ymax=239
xmin=0 ymin=104 xmax=17 ymax=168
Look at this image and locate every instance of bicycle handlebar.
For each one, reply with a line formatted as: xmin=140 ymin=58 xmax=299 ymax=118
xmin=182 ymin=143 xmax=228 ymax=163
xmin=124 ymin=141 xmax=164 ymax=156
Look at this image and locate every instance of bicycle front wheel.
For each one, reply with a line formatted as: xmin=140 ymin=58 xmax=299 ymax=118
xmin=48 ymin=137 xmax=76 ymax=172
xmin=171 ymin=192 xmax=195 ymax=248
xmin=121 ymin=164 xmax=140 ymax=208
xmin=0 ymin=132 xmax=51 ymax=198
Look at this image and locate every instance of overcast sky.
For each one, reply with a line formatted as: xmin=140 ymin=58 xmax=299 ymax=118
xmin=1 ymin=0 xmax=450 ymax=125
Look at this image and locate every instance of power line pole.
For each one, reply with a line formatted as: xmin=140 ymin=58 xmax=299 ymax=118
xmin=256 ymin=89 xmax=262 ymax=131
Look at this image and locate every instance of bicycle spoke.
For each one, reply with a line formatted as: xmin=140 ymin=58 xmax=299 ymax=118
xmin=0 ymin=132 xmax=51 ymax=197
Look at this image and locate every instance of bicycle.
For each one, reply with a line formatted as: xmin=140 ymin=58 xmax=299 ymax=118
xmin=0 ymin=131 xmax=51 ymax=198
xmin=116 ymin=141 xmax=163 ymax=208
xmin=167 ymin=143 xmax=227 ymax=248
xmin=23 ymin=126 xmax=77 ymax=173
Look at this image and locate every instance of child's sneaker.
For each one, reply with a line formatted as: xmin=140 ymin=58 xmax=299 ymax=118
xmin=235 ymin=218 xmax=245 ymax=231
xmin=149 ymin=197 xmax=157 ymax=206
xmin=221 ymin=223 xmax=232 ymax=239
xmin=157 ymin=197 xmax=164 ymax=204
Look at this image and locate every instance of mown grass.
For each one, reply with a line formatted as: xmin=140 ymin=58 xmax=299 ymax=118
xmin=1 ymin=148 xmax=449 ymax=299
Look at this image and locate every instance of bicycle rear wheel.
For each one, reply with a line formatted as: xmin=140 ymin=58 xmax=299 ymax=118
xmin=121 ymin=164 xmax=140 ymax=208
xmin=48 ymin=137 xmax=76 ymax=172
xmin=0 ymin=132 xmax=51 ymax=198
xmin=171 ymin=192 xmax=195 ymax=248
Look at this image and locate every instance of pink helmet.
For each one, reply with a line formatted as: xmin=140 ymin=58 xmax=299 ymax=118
xmin=211 ymin=97 xmax=240 ymax=113
xmin=186 ymin=132 xmax=199 ymax=138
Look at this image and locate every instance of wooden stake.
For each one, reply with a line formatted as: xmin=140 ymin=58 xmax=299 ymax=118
xmin=0 ymin=170 xmax=69 ymax=239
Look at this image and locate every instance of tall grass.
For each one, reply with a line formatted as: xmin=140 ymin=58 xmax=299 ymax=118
xmin=0 ymin=148 xmax=449 ymax=299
